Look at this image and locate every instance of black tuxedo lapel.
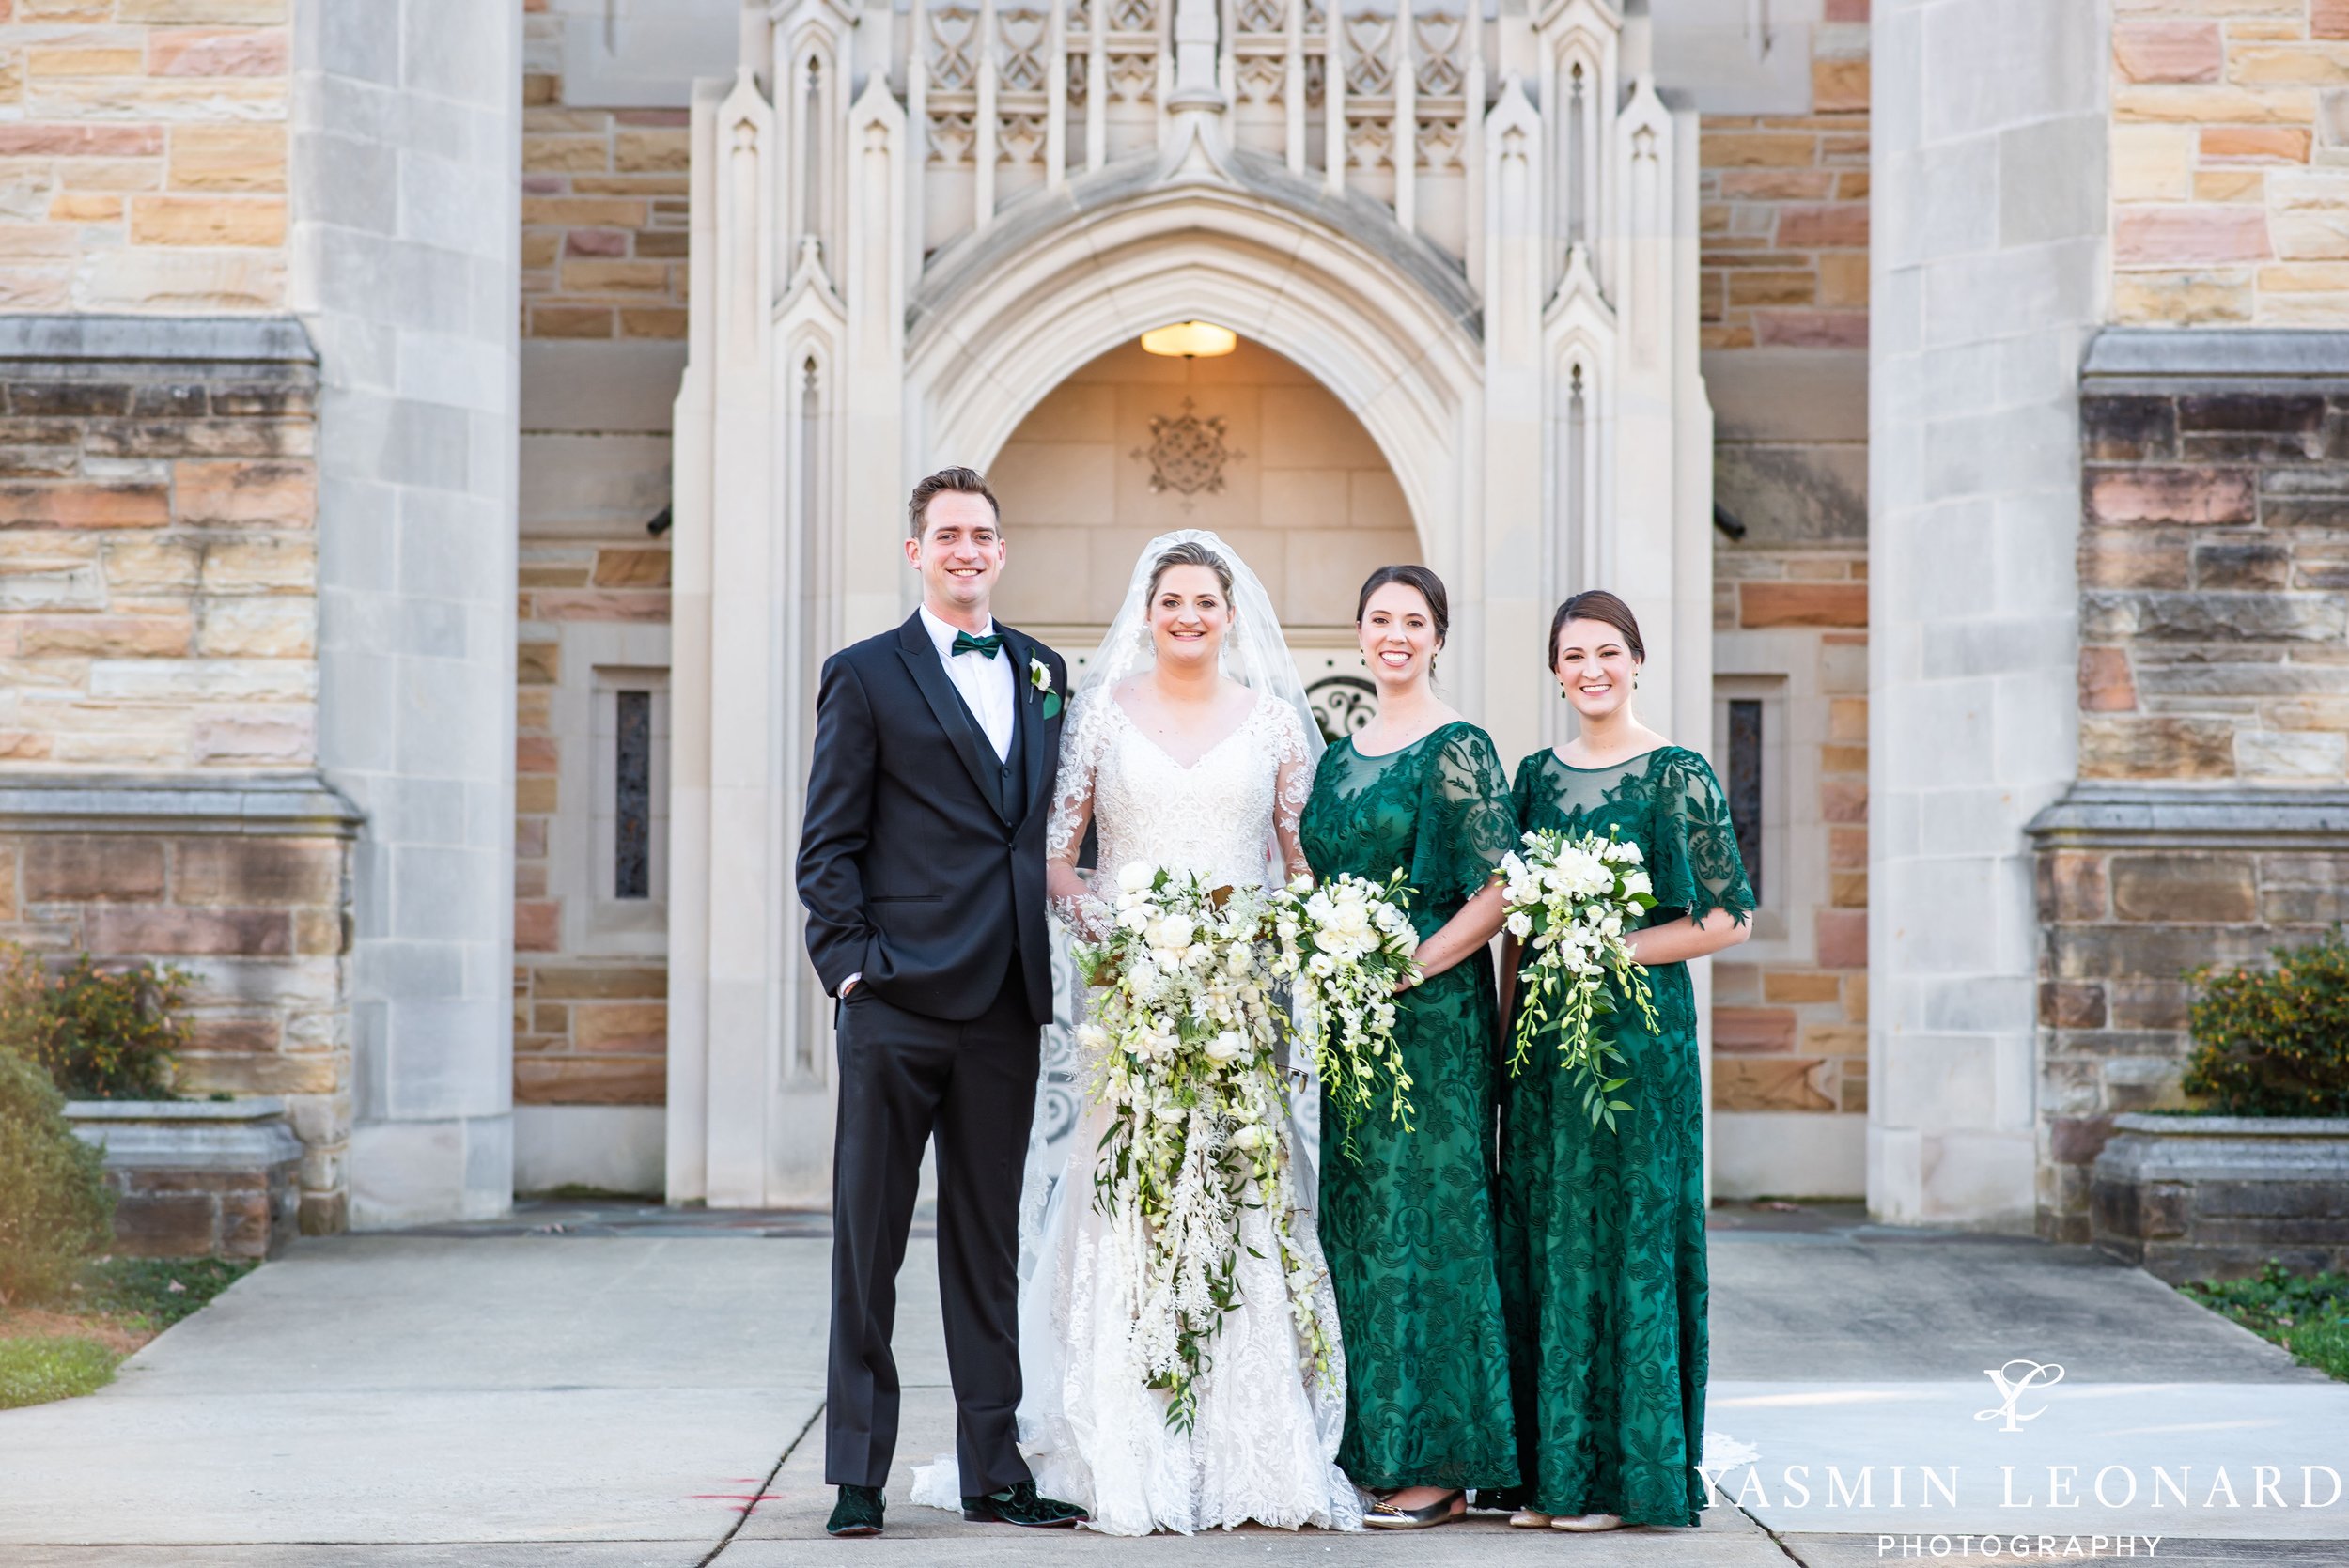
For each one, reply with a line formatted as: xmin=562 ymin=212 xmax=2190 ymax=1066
xmin=894 ymin=614 xmax=1012 ymax=821
xmin=999 ymin=627 xmax=1050 ymax=821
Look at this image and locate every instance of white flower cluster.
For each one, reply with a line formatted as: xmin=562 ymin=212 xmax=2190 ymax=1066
xmin=1501 ymin=827 xmax=1663 ymax=1130
xmin=1269 ymin=869 xmax=1421 ymax=1158
xmin=1075 ymin=863 xmax=1333 ymax=1432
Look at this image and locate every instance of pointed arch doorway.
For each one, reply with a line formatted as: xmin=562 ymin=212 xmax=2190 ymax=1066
xmin=988 ymin=332 xmax=1420 ymax=742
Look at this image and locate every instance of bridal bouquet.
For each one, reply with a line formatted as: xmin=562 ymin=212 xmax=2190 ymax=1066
xmin=1501 ymin=828 xmax=1662 ymax=1130
xmin=1075 ymin=862 xmax=1333 ymax=1433
xmin=1269 ymin=870 xmax=1421 ymax=1158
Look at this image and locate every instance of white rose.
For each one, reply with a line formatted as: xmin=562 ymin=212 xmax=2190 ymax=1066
xmin=1623 ymin=869 xmax=1652 ymax=897
xmin=1076 ymin=1022 xmax=1109 ymax=1052
xmin=1505 ymin=909 xmax=1533 ymax=939
xmin=1154 ymin=1103 xmax=1186 ymax=1126
xmin=1204 ymin=1031 xmax=1244 ymax=1063
xmin=1129 ymin=958 xmax=1161 ymax=996
xmin=1151 ymin=913 xmax=1196 ymax=953
xmin=1230 ymin=1123 xmax=1266 ymax=1151
xmin=1117 ymin=861 xmax=1156 ymax=893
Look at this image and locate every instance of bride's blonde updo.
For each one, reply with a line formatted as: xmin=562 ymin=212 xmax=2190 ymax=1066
xmin=1147 ymin=539 xmax=1236 ymax=601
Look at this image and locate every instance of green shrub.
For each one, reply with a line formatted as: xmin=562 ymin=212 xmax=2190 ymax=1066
xmin=2182 ymin=1262 xmax=2349 ymax=1383
xmin=2182 ymin=928 xmax=2349 ymax=1117
xmin=0 ymin=945 xmax=188 ymax=1100
xmin=0 ymin=1053 xmax=116 ymax=1306
xmin=0 ymin=1336 xmax=119 ymax=1409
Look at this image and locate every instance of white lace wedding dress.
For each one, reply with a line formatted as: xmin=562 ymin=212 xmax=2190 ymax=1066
xmin=910 ymin=683 xmax=1363 ymax=1536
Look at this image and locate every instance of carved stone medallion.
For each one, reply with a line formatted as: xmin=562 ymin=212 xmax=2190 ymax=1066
xmin=1133 ymin=397 xmax=1244 ymax=498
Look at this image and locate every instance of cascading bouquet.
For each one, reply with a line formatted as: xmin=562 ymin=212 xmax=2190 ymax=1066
xmin=1269 ymin=869 xmax=1422 ymax=1158
xmin=1501 ymin=827 xmax=1662 ymax=1130
xmin=1075 ymin=862 xmax=1334 ymax=1434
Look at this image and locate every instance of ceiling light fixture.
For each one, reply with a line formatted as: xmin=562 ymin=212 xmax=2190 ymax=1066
xmin=1140 ymin=320 xmax=1238 ymax=358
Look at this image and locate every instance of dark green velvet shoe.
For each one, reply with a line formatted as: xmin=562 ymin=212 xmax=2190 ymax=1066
xmin=960 ymin=1479 xmax=1085 ymax=1527
xmin=826 ymin=1483 xmax=885 ymax=1537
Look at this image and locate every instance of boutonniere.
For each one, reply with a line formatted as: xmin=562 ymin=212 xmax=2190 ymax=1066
xmin=1030 ymin=656 xmax=1061 ymax=720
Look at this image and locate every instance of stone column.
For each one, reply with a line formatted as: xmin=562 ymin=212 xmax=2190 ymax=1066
xmin=291 ymin=0 xmax=522 ymax=1226
xmin=1867 ymin=0 xmax=2108 ymax=1228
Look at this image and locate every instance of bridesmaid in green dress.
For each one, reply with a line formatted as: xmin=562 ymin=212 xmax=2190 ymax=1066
xmin=1299 ymin=565 xmax=1519 ymax=1529
xmin=1497 ymin=589 xmax=1753 ymax=1533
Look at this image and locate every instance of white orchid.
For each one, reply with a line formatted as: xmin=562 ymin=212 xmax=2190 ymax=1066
xmin=1071 ymin=864 xmax=1334 ymax=1430
xmin=1501 ymin=827 xmax=1664 ymax=1132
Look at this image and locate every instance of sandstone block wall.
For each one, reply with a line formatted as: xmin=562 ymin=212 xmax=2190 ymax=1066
xmin=2035 ymin=328 xmax=2349 ymax=1240
xmin=1701 ymin=4 xmax=1872 ymax=1194
xmin=2033 ymin=796 xmax=2349 ymax=1239
xmin=0 ymin=318 xmax=317 ymax=768
xmin=1698 ymin=0 xmax=1871 ymax=352
xmin=2113 ymin=0 xmax=2349 ymax=327
xmin=0 ymin=0 xmax=289 ymax=314
xmin=520 ymin=1 xmax=688 ymax=344
xmin=0 ymin=775 xmax=357 ymax=1233
xmin=2077 ymin=338 xmax=2349 ymax=784
xmin=508 ymin=5 xmax=677 ymax=1180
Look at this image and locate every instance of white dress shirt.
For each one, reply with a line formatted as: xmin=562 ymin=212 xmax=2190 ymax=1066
xmin=919 ymin=603 xmax=1017 ymax=763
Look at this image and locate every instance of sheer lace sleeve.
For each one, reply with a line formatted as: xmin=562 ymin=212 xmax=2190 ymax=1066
xmin=1650 ymin=748 xmax=1756 ymax=927
xmin=1046 ymin=687 xmax=1112 ymax=937
xmin=1408 ymin=723 xmax=1517 ymax=917
xmin=1266 ymin=698 xmax=1314 ymax=885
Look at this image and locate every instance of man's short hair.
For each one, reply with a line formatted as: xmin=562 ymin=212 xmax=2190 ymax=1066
xmin=908 ymin=467 xmax=1002 ymax=540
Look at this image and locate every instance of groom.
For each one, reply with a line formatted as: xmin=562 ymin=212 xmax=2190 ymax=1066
xmin=796 ymin=467 xmax=1083 ymax=1539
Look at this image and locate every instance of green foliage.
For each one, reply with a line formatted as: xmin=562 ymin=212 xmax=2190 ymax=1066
xmin=73 ymin=1256 xmax=256 ymax=1331
xmin=2182 ymin=1262 xmax=2349 ymax=1383
xmin=0 ymin=1053 xmax=116 ymax=1306
xmin=0 ymin=1336 xmax=119 ymax=1410
xmin=2182 ymin=928 xmax=2349 ymax=1118
xmin=0 ymin=944 xmax=189 ymax=1100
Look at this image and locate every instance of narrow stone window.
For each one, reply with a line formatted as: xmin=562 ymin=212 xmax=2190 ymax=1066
xmin=614 ymin=689 xmax=652 ymax=899
xmin=1727 ymin=696 xmax=1764 ymax=902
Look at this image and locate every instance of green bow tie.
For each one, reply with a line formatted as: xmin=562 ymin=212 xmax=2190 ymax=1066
xmin=951 ymin=630 xmax=1003 ymax=660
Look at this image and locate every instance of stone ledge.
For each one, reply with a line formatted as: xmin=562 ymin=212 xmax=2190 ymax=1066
xmin=2112 ymin=1112 xmax=2349 ymax=1140
xmin=0 ymin=772 xmax=363 ymax=837
xmin=2084 ymin=327 xmax=2349 ymax=384
xmin=66 ymin=1097 xmax=288 ymax=1123
xmin=0 ymin=313 xmax=316 ymax=368
xmin=2027 ymin=784 xmax=2349 ymax=850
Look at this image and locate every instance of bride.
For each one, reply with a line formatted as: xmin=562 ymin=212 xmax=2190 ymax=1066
xmin=912 ymin=531 xmax=1362 ymax=1535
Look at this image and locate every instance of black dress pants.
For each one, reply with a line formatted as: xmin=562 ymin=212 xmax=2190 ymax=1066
xmin=825 ymin=961 xmax=1040 ymax=1495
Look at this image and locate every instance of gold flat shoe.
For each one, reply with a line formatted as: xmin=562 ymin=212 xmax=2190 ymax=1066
xmin=1364 ymin=1489 xmax=1466 ymax=1529
xmin=1509 ymin=1508 xmax=1554 ymax=1528
xmin=1551 ymin=1512 xmax=1625 ymax=1531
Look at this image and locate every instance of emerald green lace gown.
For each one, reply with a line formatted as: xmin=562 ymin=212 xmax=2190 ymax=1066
xmin=1500 ymin=746 xmax=1753 ymax=1526
xmin=1299 ymin=722 xmax=1520 ymax=1495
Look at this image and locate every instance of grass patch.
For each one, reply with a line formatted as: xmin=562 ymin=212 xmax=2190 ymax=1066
xmin=2180 ymin=1262 xmax=2349 ymax=1382
xmin=0 ymin=1336 xmax=119 ymax=1410
xmin=0 ymin=1256 xmax=257 ymax=1410
xmin=69 ymin=1256 xmax=255 ymax=1332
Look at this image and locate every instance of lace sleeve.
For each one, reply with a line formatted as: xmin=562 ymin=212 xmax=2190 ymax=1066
xmin=1047 ymin=688 xmax=1112 ymax=937
xmin=1267 ymin=698 xmax=1314 ymax=885
xmin=1408 ymin=724 xmax=1517 ymax=915
xmin=1650 ymin=748 xmax=1755 ymax=927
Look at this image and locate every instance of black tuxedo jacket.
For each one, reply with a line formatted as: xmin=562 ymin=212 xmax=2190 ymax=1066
xmin=797 ymin=612 xmax=1066 ymax=1024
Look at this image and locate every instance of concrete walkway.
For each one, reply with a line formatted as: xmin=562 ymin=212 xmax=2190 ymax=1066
xmin=0 ymin=1206 xmax=2339 ymax=1566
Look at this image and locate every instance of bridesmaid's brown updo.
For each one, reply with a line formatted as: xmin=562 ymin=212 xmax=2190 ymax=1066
xmin=1549 ymin=589 xmax=1644 ymax=668
xmin=1355 ymin=564 xmax=1449 ymax=645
